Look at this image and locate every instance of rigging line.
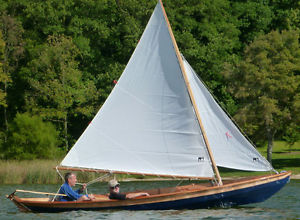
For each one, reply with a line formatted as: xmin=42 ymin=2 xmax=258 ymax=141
xmin=86 ymin=173 xmax=112 ymax=186
xmin=75 ymin=182 xmax=88 ymax=195
xmin=176 ymin=179 xmax=184 ymax=187
xmin=56 ymin=166 xmax=65 ymax=182
xmin=53 ymin=167 xmax=66 ymax=202
xmin=80 ymin=173 xmax=112 ymax=194
xmin=52 ymin=183 xmax=64 ymax=202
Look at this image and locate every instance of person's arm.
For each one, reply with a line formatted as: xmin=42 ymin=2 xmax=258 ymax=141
xmin=64 ymin=184 xmax=85 ymax=201
xmin=75 ymin=184 xmax=86 ymax=194
xmin=75 ymin=184 xmax=95 ymax=200
xmin=126 ymin=192 xmax=150 ymax=199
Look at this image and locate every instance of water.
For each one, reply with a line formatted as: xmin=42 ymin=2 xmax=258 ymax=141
xmin=1 ymin=180 xmax=299 ymax=219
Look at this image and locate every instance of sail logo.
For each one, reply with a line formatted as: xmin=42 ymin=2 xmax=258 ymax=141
xmin=225 ymin=131 xmax=232 ymax=139
xmin=198 ymin=157 xmax=204 ymax=162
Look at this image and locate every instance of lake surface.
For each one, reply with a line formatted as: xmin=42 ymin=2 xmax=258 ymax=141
xmin=1 ymin=180 xmax=299 ymax=219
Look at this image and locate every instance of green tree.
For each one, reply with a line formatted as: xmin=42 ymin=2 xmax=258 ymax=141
xmin=283 ymin=122 xmax=300 ymax=151
xmin=223 ymin=30 xmax=300 ymax=164
xmin=0 ymin=30 xmax=8 ymax=147
xmin=0 ymin=0 xmax=299 ymax=155
xmin=162 ymin=0 xmax=242 ymax=113
xmin=2 ymin=112 xmax=60 ymax=160
xmin=24 ymin=35 xmax=97 ymax=150
xmin=270 ymin=0 xmax=300 ymax=30
xmin=0 ymin=14 xmax=24 ymax=141
xmin=0 ymin=30 xmax=7 ymax=107
xmin=231 ymin=0 xmax=273 ymax=44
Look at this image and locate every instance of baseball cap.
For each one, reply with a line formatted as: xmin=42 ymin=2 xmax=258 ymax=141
xmin=108 ymin=179 xmax=120 ymax=188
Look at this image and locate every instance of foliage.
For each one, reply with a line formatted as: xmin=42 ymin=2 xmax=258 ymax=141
xmin=283 ymin=123 xmax=300 ymax=149
xmin=23 ymin=35 xmax=98 ymax=149
xmin=269 ymin=0 xmax=300 ymax=30
xmin=2 ymin=112 xmax=62 ymax=160
xmin=0 ymin=14 xmax=24 ymax=142
xmin=0 ymin=159 xmax=61 ymax=184
xmin=0 ymin=30 xmax=7 ymax=152
xmin=0 ymin=30 xmax=7 ymax=107
xmin=231 ymin=0 xmax=274 ymax=44
xmin=223 ymin=30 xmax=300 ymax=163
xmin=0 ymin=0 xmax=299 ymax=159
xmin=163 ymin=0 xmax=242 ymax=113
xmin=0 ymin=14 xmax=24 ymax=73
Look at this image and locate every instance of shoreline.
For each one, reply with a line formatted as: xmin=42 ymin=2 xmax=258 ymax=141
xmin=0 ymin=174 xmax=298 ymax=185
xmin=0 ymin=159 xmax=299 ymax=184
xmin=291 ymin=174 xmax=300 ymax=179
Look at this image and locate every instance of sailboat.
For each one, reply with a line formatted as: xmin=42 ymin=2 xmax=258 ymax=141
xmin=7 ymin=0 xmax=290 ymax=212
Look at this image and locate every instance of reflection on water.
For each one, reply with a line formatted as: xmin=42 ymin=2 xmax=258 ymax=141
xmin=1 ymin=180 xmax=299 ymax=220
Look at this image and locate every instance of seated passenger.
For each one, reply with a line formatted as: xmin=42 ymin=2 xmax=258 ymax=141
xmin=59 ymin=172 xmax=95 ymax=201
xmin=108 ymin=179 xmax=150 ymax=200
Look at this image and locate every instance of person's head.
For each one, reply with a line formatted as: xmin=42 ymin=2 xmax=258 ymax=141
xmin=108 ymin=179 xmax=120 ymax=193
xmin=65 ymin=172 xmax=77 ymax=187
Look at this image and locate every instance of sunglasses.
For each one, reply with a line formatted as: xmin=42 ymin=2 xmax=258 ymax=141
xmin=111 ymin=184 xmax=120 ymax=189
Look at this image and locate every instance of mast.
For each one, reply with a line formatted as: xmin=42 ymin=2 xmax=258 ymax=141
xmin=159 ymin=0 xmax=223 ymax=185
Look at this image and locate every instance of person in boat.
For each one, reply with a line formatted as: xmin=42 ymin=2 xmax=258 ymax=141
xmin=108 ymin=179 xmax=150 ymax=200
xmin=58 ymin=172 xmax=95 ymax=201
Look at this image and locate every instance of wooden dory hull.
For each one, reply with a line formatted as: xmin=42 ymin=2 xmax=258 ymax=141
xmin=8 ymin=172 xmax=290 ymax=212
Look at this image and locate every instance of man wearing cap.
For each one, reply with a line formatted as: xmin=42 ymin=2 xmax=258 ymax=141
xmin=108 ymin=179 xmax=150 ymax=200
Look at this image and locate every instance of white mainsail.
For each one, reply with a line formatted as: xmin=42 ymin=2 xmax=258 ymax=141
xmin=60 ymin=1 xmax=273 ymax=178
xmin=60 ymin=2 xmax=214 ymax=178
xmin=183 ymin=57 xmax=273 ymax=171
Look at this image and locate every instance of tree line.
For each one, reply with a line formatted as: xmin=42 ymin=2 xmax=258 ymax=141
xmin=0 ymin=0 xmax=299 ymax=163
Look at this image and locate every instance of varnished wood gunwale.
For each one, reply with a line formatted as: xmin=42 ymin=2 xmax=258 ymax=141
xmin=10 ymin=172 xmax=291 ymax=211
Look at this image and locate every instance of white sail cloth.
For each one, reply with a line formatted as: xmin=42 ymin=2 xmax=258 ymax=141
xmin=60 ymin=3 xmax=214 ymax=178
xmin=183 ymin=57 xmax=273 ymax=171
xmin=61 ymin=1 xmax=273 ymax=177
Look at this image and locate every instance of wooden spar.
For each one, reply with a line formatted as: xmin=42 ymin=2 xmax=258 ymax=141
xmin=159 ymin=0 xmax=223 ymax=186
xmin=56 ymin=166 xmax=214 ymax=180
xmin=15 ymin=189 xmax=66 ymax=196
